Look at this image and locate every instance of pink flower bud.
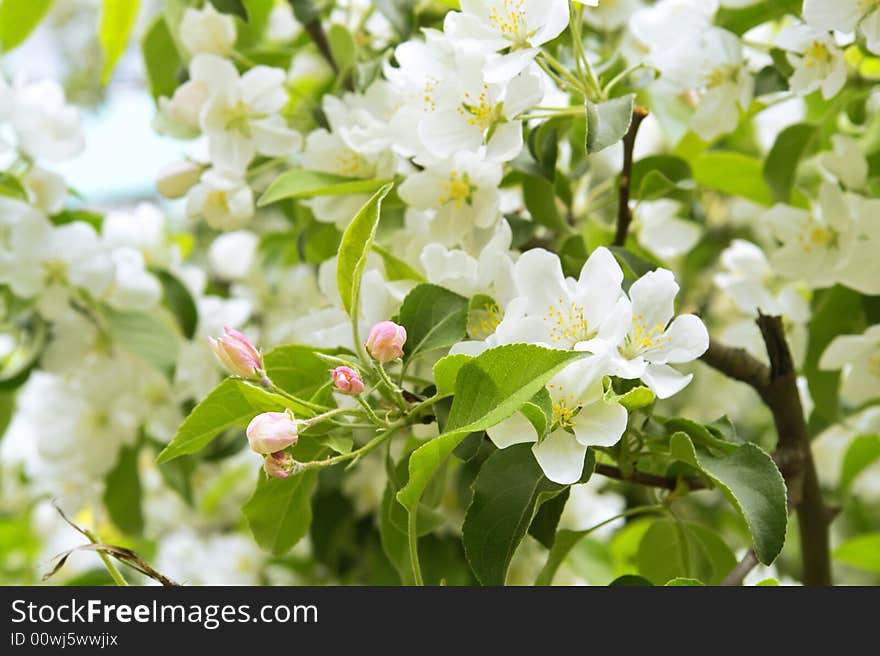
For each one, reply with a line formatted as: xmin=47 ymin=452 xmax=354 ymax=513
xmin=208 ymin=326 xmax=263 ymax=380
xmin=366 ymin=321 xmax=407 ymax=362
xmin=263 ymin=451 xmax=296 ymax=480
xmin=332 ymin=366 xmax=365 ymax=395
xmin=246 ymin=411 xmax=299 ymax=454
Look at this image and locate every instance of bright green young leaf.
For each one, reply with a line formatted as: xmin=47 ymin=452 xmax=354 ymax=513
xmin=372 ymin=244 xmax=425 ymax=282
xmin=398 ymin=284 xmax=469 ymax=363
xmin=336 ymin=183 xmax=394 ymax=316
xmin=100 ymin=305 xmax=179 ymax=378
xmin=0 ymin=0 xmax=54 ymax=51
xmin=586 ymin=94 xmax=634 ymax=153
xmin=665 ymin=577 xmax=705 ymax=586
xmin=243 ymin=468 xmax=319 ymax=555
xmin=692 ymin=151 xmax=774 ymax=205
xmin=102 ymin=443 xmax=144 ymax=536
xmin=99 ymin=0 xmax=141 ymax=85
xmin=142 ymin=15 xmax=182 ymax=99
xmin=840 ymin=435 xmax=880 ymax=495
xmin=833 ymin=533 xmax=880 ymax=574
xmin=433 ymin=353 xmax=473 ymax=398
xmin=616 ymin=386 xmax=655 ymax=411
xmin=716 ymin=0 xmax=802 ymax=35
xmin=670 ymin=432 xmax=788 ymax=564
xmin=463 ymin=444 xmax=566 ymax=585
xmin=630 ymin=155 xmax=693 ymax=202
xmin=637 ymin=519 xmax=737 ymax=585
xmin=764 ymin=123 xmax=818 ymax=203
xmin=520 ymin=387 xmax=553 ymax=438
xmin=397 ymin=345 xmax=585 ymax=515
xmin=258 ymin=169 xmax=392 ymax=206
xmin=0 ymin=172 xmax=28 ymax=200
xmin=156 ymin=379 xmax=310 ymax=464
xmin=327 ymin=23 xmax=356 ymax=72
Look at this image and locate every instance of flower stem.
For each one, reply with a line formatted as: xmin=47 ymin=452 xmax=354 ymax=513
xmin=375 ymin=363 xmax=408 ymax=410
xmin=355 ymin=394 xmax=389 ymax=427
xmin=296 ymin=424 xmax=400 ymax=471
xmin=82 ymin=527 xmax=128 ymax=587
xmin=408 ymin=510 xmax=424 ymax=586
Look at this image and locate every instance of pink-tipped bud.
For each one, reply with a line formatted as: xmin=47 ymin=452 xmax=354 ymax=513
xmin=263 ymin=451 xmax=296 ymax=479
xmin=366 ymin=321 xmax=407 ymax=363
xmin=246 ymin=411 xmax=299 ymax=454
xmin=332 ymin=366 xmax=365 ymax=395
xmin=208 ymin=326 xmax=263 ymax=380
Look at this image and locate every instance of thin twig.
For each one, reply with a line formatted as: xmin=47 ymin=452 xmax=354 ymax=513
xmin=721 ymin=549 xmax=759 ymax=586
xmin=613 ymin=106 xmax=649 ymax=247
xmin=594 ymin=463 xmax=706 ymax=491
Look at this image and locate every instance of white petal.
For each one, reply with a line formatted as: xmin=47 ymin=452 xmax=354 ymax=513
xmin=487 ymin=411 xmax=538 ymax=449
xmin=572 ymin=399 xmax=628 ymax=448
xmin=532 ymin=429 xmax=589 ymax=484
xmin=628 ymin=268 xmax=678 ymax=329
xmin=640 ymin=363 xmax=693 ymax=399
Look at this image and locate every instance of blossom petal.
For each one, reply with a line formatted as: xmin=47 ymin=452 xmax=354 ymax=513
xmin=532 ymin=429 xmax=588 ymax=484
xmin=487 ymin=412 xmax=538 ymax=449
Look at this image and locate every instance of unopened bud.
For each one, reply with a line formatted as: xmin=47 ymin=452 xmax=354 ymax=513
xmin=246 ymin=411 xmax=299 ymax=454
xmin=157 ymin=161 xmax=203 ymax=199
xmin=332 ymin=366 xmax=365 ymax=395
xmin=366 ymin=321 xmax=407 ymax=363
xmin=263 ymin=451 xmax=296 ymax=479
xmin=208 ymin=326 xmax=263 ymax=380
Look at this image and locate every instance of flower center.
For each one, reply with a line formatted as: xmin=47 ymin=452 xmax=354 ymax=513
xmin=488 ymin=0 xmax=529 ymax=46
xmin=804 ymin=41 xmax=830 ymax=68
xmin=43 ymin=258 xmax=68 ymax=284
xmin=439 ymin=170 xmax=474 ymax=208
xmin=468 ymin=301 xmax=504 ymax=339
xmin=458 ymin=85 xmax=501 ymax=131
xmin=548 ymin=384 xmax=579 ymax=429
xmin=544 ymin=298 xmax=597 ymax=347
xmin=335 ymin=150 xmax=371 ymax=177
xmin=621 ymin=313 xmax=670 ymax=358
xmin=799 ymin=218 xmax=838 ymax=253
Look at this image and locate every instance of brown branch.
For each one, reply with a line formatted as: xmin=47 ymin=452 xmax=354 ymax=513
xmin=288 ymin=1 xmax=343 ymax=78
xmin=612 ymin=106 xmax=649 ymax=247
xmin=700 ymin=314 xmax=831 ymax=585
xmin=721 ymin=549 xmax=759 ymax=586
xmin=594 ymin=463 xmax=706 ymax=491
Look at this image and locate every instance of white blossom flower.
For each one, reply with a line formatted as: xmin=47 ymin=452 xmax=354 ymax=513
xmin=187 ymin=167 xmax=255 ymax=231
xmin=765 ymin=182 xmax=880 ymax=294
xmin=819 ymin=325 xmax=880 ymax=406
xmin=777 ymin=24 xmax=847 ymax=100
xmin=487 ymin=355 xmax=628 ymax=484
xmin=180 ymin=3 xmax=237 ymax=57
xmin=10 ymin=77 xmax=84 ymax=161
xmin=818 ymin=135 xmax=868 ymax=190
xmin=803 ymin=0 xmax=880 ymax=55
xmin=399 ymin=152 xmax=503 ymax=232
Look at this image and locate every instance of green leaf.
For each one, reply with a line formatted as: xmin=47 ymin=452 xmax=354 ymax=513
xmin=462 ymin=444 xmax=566 ymax=585
xmin=637 ymin=519 xmax=737 ymax=585
xmin=630 ymin=155 xmax=693 ymax=202
xmin=670 ymin=432 xmax=788 ymax=564
xmin=665 ymin=577 xmax=705 ymax=586
xmin=258 ymin=169 xmax=391 ymax=206
xmin=608 ymin=246 xmax=658 ymax=279
xmin=264 ymin=344 xmax=347 ymax=403
xmin=0 ymin=0 xmax=54 ymax=51
xmin=336 ymin=183 xmax=394 ymax=316
xmin=99 ymin=0 xmax=141 ymax=85
xmin=804 ymin=286 xmax=865 ymax=426
xmin=433 ymin=353 xmax=473 ymax=398
xmin=716 ymin=0 xmax=802 ymax=35
xmin=840 ymin=435 xmax=880 ymax=495
xmin=103 ymin=444 xmax=144 ymax=536
xmin=397 ymin=345 xmax=585 ymax=515
xmin=520 ymin=387 xmax=553 ymax=438
xmin=616 ymin=386 xmax=655 ymax=411
xmin=692 ymin=151 xmax=774 ymax=205
xmin=398 ymin=284 xmax=469 ymax=363
xmin=756 ymin=577 xmax=781 ymax=586
xmin=142 ymin=15 xmax=183 ymax=99
xmin=585 ymin=94 xmax=634 ymax=153
xmin=764 ymin=123 xmax=819 ymax=203
xmin=327 ymin=23 xmax=355 ymax=72
xmin=156 ymin=379 xmax=309 ymax=464
xmin=156 ymin=270 xmax=198 ymax=340
xmin=528 ymin=487 xmax=570 ymax=550
xmin=99 ymin=305 xmax=179 ymax=378
xmin=0 ymin=172 xmax=28 ymax=200
xmin=833 ymin=533 xmax=880 ymax=574
xmin=243 ymin=468 xmax=319 ymax=555
xmin=608 ymin=574 xmax=653 ymax=586
xmin=372 ymin=244 xmax=425 ymax=282
xmin=522 ymin=175 xmax=566 ymax=231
